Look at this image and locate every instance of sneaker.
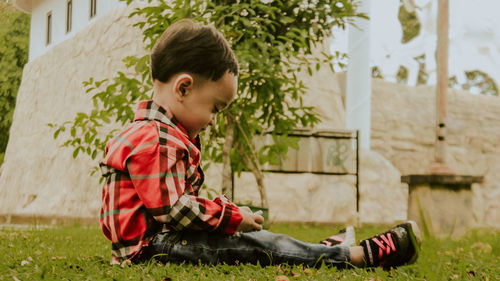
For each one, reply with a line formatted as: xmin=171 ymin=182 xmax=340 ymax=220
xmin=320 ymin=226 xmax=356 ymax=247
xmin=360 ymin=221 xmax=422 ymax=269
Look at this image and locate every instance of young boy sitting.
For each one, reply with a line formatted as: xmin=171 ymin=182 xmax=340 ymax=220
xmin=99 ymin=19 xmax=421 ymax=269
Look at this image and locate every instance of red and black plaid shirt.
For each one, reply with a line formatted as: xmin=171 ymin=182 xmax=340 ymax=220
xmin=99 ymin=100 xmax=243 ymax=263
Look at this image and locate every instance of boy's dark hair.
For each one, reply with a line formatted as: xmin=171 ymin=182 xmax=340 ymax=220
xmin=151 ymin=19 xmax=239 ymax=83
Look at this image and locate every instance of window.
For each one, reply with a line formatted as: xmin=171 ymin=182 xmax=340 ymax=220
xmin=66 ymin=0 xmax=72 ymax=33
xmin=90 ymin=0 xmax=97 ymax=18
xmin=46 ymin=11 xmax=52 ymax=45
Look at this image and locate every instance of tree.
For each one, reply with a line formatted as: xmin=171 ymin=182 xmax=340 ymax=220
xmin=51 ymin=0 xmax=364 ymax=207
xmin=0 ymin=1 xmax=30 ymax=164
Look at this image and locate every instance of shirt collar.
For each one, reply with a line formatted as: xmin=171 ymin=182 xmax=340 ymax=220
xmin=134 ymin=100 xmax=191 ymax=139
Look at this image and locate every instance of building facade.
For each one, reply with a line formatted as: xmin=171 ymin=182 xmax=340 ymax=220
xmin=14 ymin=0 xmax=124 ymax=61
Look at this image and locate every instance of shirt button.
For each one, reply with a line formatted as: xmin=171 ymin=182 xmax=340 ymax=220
xmin=181 ymin=239 xmax=188 ymax=246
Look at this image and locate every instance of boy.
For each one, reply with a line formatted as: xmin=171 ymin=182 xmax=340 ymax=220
xmin=99 ymin=19 xmax=421 ymax=269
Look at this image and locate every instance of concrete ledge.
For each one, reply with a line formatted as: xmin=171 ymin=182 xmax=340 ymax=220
xmin=403 ymin=174 xmax=484 ymax=236
xmin=401 ymin=174 xmax=483 ymax=191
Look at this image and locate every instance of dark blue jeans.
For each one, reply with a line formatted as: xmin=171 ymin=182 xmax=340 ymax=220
xmin=140 ymin=230 xmax=350 ymax=268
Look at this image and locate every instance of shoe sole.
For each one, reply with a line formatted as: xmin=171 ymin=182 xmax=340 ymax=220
xmin=405 ymin=220 xmax=422 ymax=265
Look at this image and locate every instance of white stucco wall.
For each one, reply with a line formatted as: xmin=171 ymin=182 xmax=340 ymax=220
xmin=28 ymin=0 xmax=125 ymax=61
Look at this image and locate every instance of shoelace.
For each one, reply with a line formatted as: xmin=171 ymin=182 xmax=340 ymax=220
xmin=372 ymin=232 xmax=396 ymax=259
xmin=321 ymin=235 xmax=343 ymax=246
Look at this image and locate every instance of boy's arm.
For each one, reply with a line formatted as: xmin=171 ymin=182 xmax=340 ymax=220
xmin=159 ymin=194 xmax=264 ymax=233
xmin=128 ymin=142 xmax=243 ymax=234
xmin=154 ymin=193 xmax=243 ymax=234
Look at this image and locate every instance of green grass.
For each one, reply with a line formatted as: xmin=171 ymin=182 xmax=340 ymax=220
xmin=1 ymin=223 xmax=498 ymax=280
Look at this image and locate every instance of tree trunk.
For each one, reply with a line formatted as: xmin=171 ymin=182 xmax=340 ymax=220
xmin=221 ymin=114 xmax=235 ymax=200
xmin=233 ymin=119 xmax=269 ymax=209
xmin=239 ymin=147 xmax=268 ymax=208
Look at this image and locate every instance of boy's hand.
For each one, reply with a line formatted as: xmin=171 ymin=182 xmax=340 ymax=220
xmin=237 ymin=206 xmax=265 ymax=232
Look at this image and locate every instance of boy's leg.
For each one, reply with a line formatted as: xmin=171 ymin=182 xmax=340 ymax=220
xmin=143 ymin=229 xmax=351 ymax=268
xmin=141 ymin=221 xmax=421 ymax=269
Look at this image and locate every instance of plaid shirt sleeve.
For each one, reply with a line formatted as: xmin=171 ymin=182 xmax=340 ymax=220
xmin=126 ymin=126 xmax=242 ymax=234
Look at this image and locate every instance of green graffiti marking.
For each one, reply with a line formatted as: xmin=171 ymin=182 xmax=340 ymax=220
xmin=326 ymin=141 xmax=352 ymax=173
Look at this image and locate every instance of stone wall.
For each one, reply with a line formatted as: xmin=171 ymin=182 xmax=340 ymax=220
xmin=227 ymin=149 xmax=407 ymax=224
xmin=207 ymin=67 xmax=409 ymax=224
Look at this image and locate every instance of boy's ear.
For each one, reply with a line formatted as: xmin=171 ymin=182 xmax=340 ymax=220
xmin=173 ymin=73 xmax=194 ymax=101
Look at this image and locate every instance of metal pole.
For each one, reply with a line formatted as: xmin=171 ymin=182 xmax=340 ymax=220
xmin=356 ymin=130 xmax=360 ymax=213
xmin=429 ymin=0 xmax=453 ymax=174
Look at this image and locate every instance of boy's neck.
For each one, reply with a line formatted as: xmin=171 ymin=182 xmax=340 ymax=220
xmin=152 ymin=81 xmax=175 ymax=115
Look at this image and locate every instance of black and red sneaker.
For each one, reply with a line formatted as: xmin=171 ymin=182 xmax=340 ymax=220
xmin=360 ymin=221 xmax=422 ymax=269
xmin=320 ymin=226 xmax=356 ymax=247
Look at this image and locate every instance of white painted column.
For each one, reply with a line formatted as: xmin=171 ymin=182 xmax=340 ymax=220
xmin=345 ymin=0 xmax=372 ymax=149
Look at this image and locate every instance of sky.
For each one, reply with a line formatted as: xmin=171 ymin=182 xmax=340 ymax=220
xmin=330 ymin=0 xmax=500 ymax=94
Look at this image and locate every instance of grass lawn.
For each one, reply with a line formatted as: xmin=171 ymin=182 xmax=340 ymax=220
xmin=1 ymin=222 xmax=498 ymax=280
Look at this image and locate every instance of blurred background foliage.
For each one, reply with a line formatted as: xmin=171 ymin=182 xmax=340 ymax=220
xmin=374 ymin=0 xmax=498 ymax=96
xmin=0 ymin=0 xmax=30 ymax=165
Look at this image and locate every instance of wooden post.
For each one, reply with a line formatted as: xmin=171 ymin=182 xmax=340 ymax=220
xmin=429 ymin=0 xmax=453 ymax=174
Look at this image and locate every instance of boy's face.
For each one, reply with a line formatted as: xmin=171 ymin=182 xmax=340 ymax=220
xmin=179 ymin=71 xmax=237 ymax=139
